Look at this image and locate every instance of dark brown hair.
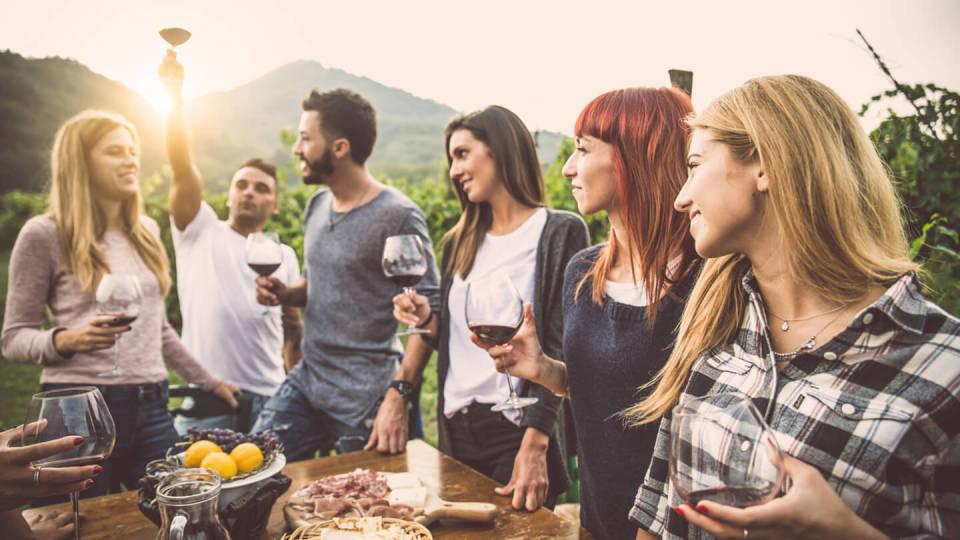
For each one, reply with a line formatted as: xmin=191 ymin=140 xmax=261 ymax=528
xmin=239 ymin=158 xmax=278 ymax=190
xmin=441 ymin=105 xmax=544 ymax=278
xmin=301 ymin=88 xmax=377 ymax=165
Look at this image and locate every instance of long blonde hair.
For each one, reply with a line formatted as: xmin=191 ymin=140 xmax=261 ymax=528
xmin=47 ymin=110 xmax=171 ymax=294
xmin=624 ymin=75 xmax=917 ymax=425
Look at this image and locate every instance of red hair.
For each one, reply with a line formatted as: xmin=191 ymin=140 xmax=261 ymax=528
xmin=574 ymin=87 xmax=698 ymax=325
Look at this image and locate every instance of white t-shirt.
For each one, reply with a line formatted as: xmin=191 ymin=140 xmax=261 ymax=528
xmin=444 ymin=207 xmax=547 ymax=425
xmin=172 ymin=202 xmax=300 ymax=396
xmin=604 ymin=279 xmax=649 ymax=306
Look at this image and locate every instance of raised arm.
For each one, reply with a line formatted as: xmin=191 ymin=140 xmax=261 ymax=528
xmin=159 ymin=50 xmax=202 ymax=231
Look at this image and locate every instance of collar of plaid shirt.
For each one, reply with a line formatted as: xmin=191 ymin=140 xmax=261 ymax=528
xmin=629 ymin=271 xmax=960 ymax=540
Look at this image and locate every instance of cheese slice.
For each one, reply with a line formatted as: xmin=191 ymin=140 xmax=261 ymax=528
xmin=386 ymin=486 xmax=427 ymax=508
xmin=382 ymin=473 xmax=421 ymax=490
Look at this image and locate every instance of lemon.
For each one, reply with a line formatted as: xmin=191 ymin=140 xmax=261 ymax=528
xmin=184 ymin=440 xmax=222 ymax=468
xmin=229 ymin=443 xmax=264 ymax=474
xmin=200 ymin=451 xmax=238 ymax=479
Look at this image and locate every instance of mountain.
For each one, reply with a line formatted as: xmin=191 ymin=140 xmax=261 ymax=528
xmin=0 ymin=50 xmax=163 ymax=193
xmin=0 ymin=53 xmax=566 ymax=194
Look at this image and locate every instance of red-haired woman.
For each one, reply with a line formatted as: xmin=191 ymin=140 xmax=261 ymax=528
xmin=478 ymin=88 xmax=699 ymax=539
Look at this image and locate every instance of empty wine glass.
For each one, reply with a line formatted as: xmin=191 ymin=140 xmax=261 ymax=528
xmin=95 ymin=274 xmax=142 ymax=377
xmin=382 ymin=235 xmax=429 ymax=336
xmin=465 ymin=273 xmax=537 ymax=411
xmin=669 ymin=392 xmax=785 ymax=508
xmin=22 ymin=387 xmax=116 ymax=540
xmin=247 ymin=232 xmax=284 ymax=316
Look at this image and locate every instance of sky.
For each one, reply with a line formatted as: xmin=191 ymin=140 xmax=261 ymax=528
xmin=2 ymin=0 xmax=958 ymax=133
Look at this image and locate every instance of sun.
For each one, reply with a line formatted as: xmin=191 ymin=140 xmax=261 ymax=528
xmin=135 ymin=77 xmax=173 ymax=115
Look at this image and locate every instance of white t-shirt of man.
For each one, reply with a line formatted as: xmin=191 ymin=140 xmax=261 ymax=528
xmin=172 ymin=202 xmax=299 ymax=397
xmin=444 ymin=207 xmax=547 ymax=425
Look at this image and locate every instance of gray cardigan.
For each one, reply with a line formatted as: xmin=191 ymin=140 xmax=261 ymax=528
xmin=434 ymin=208 xmax=591 ymax=496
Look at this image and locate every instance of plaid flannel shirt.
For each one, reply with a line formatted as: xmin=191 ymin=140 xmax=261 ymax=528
xmin=629 ymin=272 xmax=960 ymax=539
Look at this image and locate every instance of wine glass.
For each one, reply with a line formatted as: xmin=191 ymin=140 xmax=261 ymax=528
xmin=464 ymin=273 xmax=538 ymax=411
xmin=668 ymin=392 xmax=785 ymax=508
xmin=382 ymin=235 xmax=429 ymax=336
xmin=22 ymin=387 xmax=116 ymax=540
xmin=95 ymin=274 xmax=142 ymax=377
xmin=246 ymin=232 xmax=284 ymax=316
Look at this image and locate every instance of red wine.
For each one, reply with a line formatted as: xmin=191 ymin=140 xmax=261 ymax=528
xmin=686 ymin=485 xmax=773 ymax=507
xmin=98 ymin=314 xmax=138 ymax=327
xmin=249 ymin=262 xmax=281 ymax=276
xmin=42 ymin=454 xmax=107 ymax=468
xmin=390 ymin=274 xmax=423 ymax=288
xmin=469 ymin=323 xmax=521 ymax=346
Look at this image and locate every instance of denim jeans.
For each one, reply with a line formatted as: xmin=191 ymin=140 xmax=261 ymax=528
xmin=173 ymin=391 xmax=270 ymax=435
xmin=37 ymin=381 xmax=180 ymax=501
xmin=250 ymin=378 xmax=375 ymax=461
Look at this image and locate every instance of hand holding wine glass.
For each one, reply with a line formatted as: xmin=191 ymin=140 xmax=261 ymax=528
xmin=0 ymin=423 xmax=99 ymax=512
xmin=95 ymin=275 xmax=142 ymax=378
xmin=382 ymin=235 xmax=429 ymax=336
xmin=471 ymin=303 xmax=547 ymax=383
xmin=22 ymin=387 xmax=116 ymax=540
xmin=247 ymin=233 xmax=284 ymax=315
xmin=465 ymin=273 xmax=538 ymax=411
xmin=669 ymin=392 xmax=784 ymax=509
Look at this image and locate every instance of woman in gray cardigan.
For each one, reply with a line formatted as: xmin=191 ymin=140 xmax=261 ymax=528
xmin=393 ymin=106 xmax=589 ymax=512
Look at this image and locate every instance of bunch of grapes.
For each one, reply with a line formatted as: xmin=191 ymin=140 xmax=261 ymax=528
xmin=185 ymin=427 xmax=280 ymax=454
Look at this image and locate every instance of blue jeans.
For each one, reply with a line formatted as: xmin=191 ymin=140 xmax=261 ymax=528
xmin=250 ymin=379 xmax=375 ymax=461
xmin=37 ymin=381 xmax=180 ymax=501
xmin=173 ymin=392 xmax=270 ymax=435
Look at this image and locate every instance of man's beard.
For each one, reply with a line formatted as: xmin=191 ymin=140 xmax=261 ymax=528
xmin=301 ymin=148 xmax=335 ymax=185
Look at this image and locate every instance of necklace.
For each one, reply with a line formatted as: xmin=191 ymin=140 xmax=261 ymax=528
xmin=767 ymin=303 xmax=847 ymax=332
xmin=328 ymin=182 xmax=373 ymax=231
xmin=771 ymin=307 xmax=849 ymax=360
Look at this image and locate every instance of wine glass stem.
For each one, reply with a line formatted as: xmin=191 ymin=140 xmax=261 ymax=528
xmin=114 ymin=335 xmax=120 ymax=373
xmin=503 ymin=367 xmax=518 ymax=399
xmin=70 ymin=491 xmax=80 ymax=540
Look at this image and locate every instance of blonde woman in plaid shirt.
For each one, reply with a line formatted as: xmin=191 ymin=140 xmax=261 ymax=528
xmin=627 ymin=75 xmax=959 ymax=539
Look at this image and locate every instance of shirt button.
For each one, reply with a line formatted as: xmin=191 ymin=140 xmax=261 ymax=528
xmin=740 ymin=440 xmax=752 ymax=452
xmin=823 ymin=351 xmax=838 ymax=361
xmin=461 ymin=407 xmax=469 ymax=415
xmin=841 ymin=403 xmax=856 ymax=416
xmin=862 ymin=313 xmax=875 ymax=325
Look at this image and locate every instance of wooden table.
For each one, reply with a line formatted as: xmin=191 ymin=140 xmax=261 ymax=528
xmin=25 ymin=440 xmax=592 ymax=539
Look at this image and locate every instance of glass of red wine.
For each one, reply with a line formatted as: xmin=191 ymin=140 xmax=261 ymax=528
xmin=246 ymin=232 xmax=284 ymax=316
xmin=95 ymin=274 xmax=142 ymax=377
xmin=669 ymin=392 xmax=785 ymax=509
xmin=465 ymin=273 xmax=538 ymax=411
xmin=382 ymin=234 xmax=430 ymax=336
xmin=22 ymin=387 xmax=116 ymax=540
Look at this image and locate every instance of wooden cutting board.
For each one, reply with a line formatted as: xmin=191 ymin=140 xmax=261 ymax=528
xmin=284 ymin=471 xmax=498 ymax=529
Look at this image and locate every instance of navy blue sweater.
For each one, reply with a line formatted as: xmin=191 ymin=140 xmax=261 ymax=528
xmin=563 ymin=246 xmax=693 ymax=540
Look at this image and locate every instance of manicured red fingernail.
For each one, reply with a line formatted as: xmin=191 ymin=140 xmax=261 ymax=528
xmin=93 ymin=465 xmax=103 ymax=475
xmin=696 ymin=503 xmax=708 ymax=514
xmin=73 ymin=436 xmax=85 ymax=446
xmin=673 ymin=506 xmax=685 ymax=517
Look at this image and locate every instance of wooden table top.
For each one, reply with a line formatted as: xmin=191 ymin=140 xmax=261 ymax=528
xmin=25 ymin=440 xmax=592 ymax=539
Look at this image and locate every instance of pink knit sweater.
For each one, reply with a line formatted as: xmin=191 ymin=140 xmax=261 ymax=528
xmin=1 ymin=215 xmax=220 ymax=390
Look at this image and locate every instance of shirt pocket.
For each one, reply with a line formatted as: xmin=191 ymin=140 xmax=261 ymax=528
xmin=704 ymin=350 xmax=757 ymax=376
xmin=794 ymin=384 xmax=915 ymax=485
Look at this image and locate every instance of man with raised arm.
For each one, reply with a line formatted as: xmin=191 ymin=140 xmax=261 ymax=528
xmin=160 ymin=51 xmax=303 ymax=433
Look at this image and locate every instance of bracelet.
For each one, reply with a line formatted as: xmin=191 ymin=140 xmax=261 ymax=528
xmin=416 ymin=310 xmax=436 ymax=329
xmin=552 ymin=362 xmax=570 ymax=399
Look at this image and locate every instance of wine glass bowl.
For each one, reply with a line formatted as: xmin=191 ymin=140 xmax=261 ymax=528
xmin=464 ymin=273 xmax=537 ymax=411
xmin=669 ymin=392 xmax=785 ymax=508
xmin=159 ymin=27 xmax=191 ymax=48
xmin=247 ymin=232 xmax=284 ymax=315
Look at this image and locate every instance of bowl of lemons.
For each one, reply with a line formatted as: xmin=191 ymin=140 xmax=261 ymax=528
xmin=176 ymin=428 xmax=286 ymax=488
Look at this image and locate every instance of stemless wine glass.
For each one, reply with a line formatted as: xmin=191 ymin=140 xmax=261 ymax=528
xmin=382 ymin=234 xmax=429 ymax=336
xmin=22 ymin=387 xmax=117 ymax=540
xmin=95 ymin=274 xmax=142 ymax=377
xmin=669 ymin=392 xmax=785 ymax=508
xmin=246 ymin=232 xmax=284 ymax=316
xmin=464 ymin=273 xmax=538 ymax=411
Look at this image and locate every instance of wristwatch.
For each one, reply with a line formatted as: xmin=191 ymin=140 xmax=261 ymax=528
xmin=389 ymin=380 xmax=415 ymax=401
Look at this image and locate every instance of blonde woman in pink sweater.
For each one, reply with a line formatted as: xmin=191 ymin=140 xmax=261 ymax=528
xmin=1 ymin=110 xmax=239 ymax=501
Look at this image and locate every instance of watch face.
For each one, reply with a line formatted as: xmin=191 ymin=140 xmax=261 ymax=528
xmin=392 ymin=381 xmax=413 ymax=396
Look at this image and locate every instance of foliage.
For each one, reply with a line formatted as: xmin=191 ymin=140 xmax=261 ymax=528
xmin=862 ymin=83 xmax=960 ymax=315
